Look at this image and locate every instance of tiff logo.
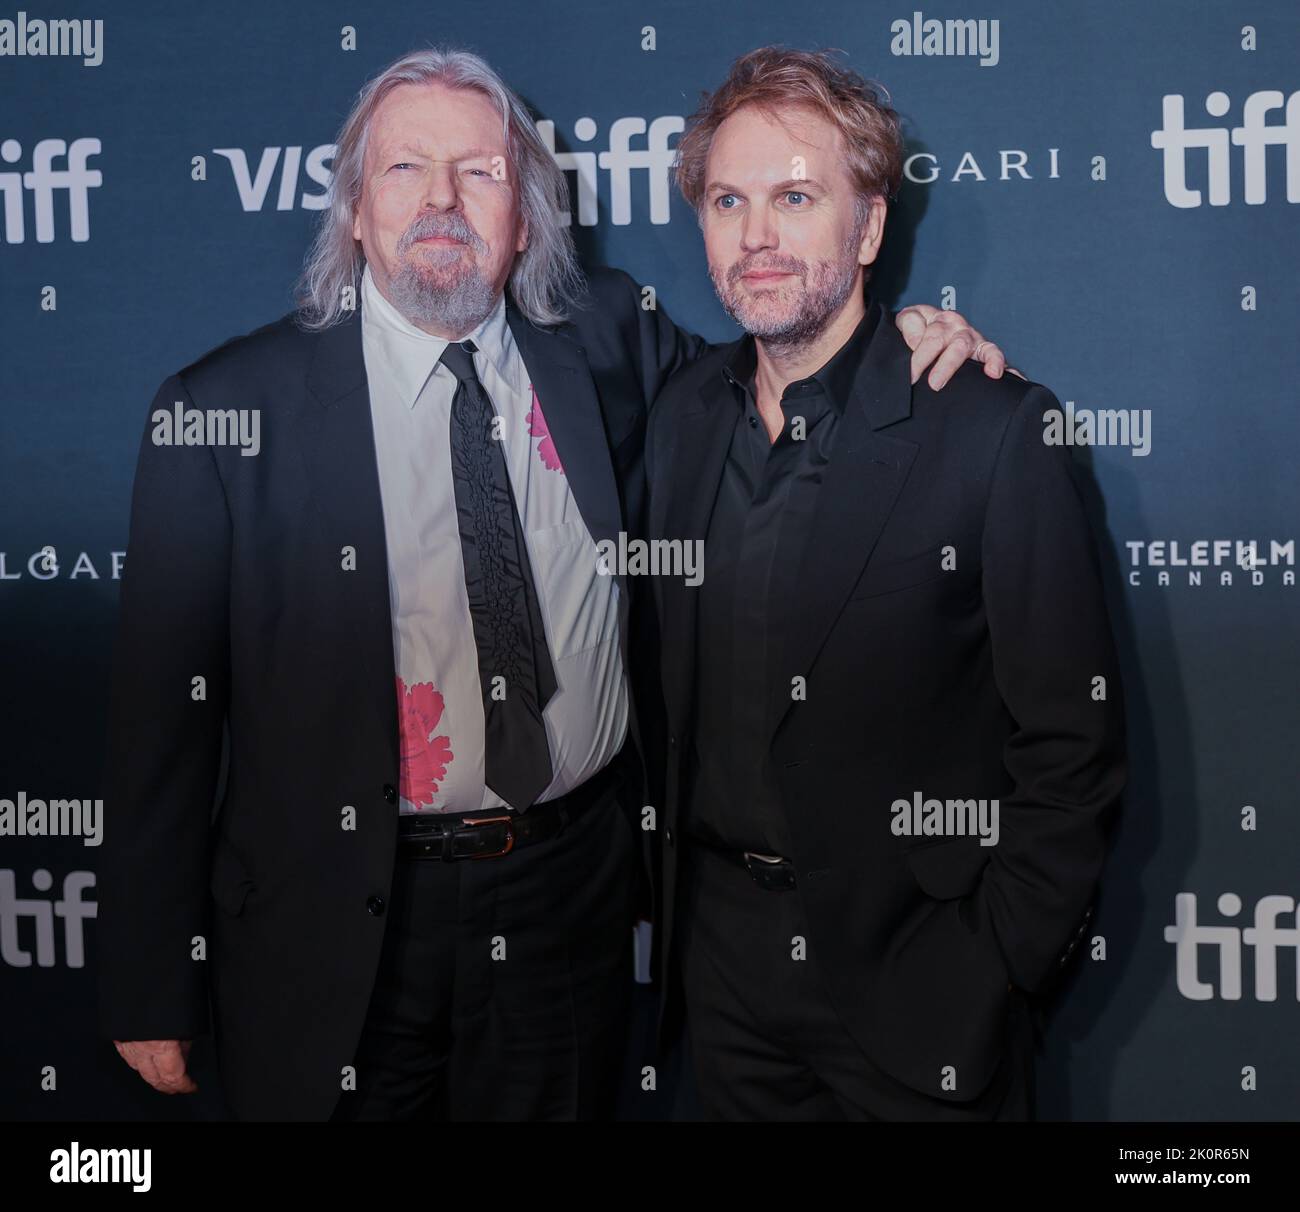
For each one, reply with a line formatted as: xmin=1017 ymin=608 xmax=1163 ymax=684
xmin=536 ymin=116 xmax=682 ymax=226
xmin=1165 ymin=892 xmax=1300 ymax=1000
xmin=0 ymin=868 xmax=96 ymax=968
xmin=1151 ymin=90 xmax=1300 ymax=207
xmin=0 ymin=136 xmax=101 ymax=242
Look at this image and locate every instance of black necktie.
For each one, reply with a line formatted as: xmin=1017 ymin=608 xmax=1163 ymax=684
xmin=441 ymin=339 xmax=557 ymax=810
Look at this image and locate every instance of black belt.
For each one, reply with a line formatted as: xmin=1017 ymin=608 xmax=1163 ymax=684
xmin=395 ymin=759 xmax=621 ymax=861
xmin=685 ymin=834 xmax=797 ymax=891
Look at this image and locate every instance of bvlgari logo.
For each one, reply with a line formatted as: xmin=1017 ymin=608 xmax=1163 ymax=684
xmin=0 ymin=549 xmax=123 ymax=580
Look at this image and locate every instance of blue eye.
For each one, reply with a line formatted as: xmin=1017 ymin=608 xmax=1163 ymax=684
xmin=786 ymin=191 xmax=808 ymax=205
xmin=717 ymin=194 xmax=739 ymax=209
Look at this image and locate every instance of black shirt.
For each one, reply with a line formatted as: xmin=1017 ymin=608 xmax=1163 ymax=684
xmin=684 ymin=300 xmax=881 ymax=855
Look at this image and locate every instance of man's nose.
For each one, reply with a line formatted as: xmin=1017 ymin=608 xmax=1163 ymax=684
xmin=740 ymin=205 xmax=777 ymax=252
xmin=419 ymin=161 xmax=460 ymax=212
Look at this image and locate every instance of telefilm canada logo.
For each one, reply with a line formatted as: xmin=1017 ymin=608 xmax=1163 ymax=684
xmin=1125 ymin=540 xmax=1295 ymax=588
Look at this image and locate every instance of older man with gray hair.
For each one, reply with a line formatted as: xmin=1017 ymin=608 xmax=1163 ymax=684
xmin=97 ymin=46 xmax=1009 ymax=1121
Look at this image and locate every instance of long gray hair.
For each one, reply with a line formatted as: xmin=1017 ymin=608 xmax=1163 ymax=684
xmin=295 ymin=47 xmax=584 ymax=329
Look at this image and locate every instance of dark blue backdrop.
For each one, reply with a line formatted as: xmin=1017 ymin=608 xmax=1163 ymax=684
xmin=2 ymin=0 xmax=1297 ymax=1120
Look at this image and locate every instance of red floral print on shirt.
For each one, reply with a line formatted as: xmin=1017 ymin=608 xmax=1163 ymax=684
xmin=396 ymin=675 xmax=454 ymax=809
xmin=526 ymin=384 xmax=565 ymax=474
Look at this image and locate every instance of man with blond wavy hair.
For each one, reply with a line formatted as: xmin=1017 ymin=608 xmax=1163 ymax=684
xmin=647 ymin=47 xmax=1125 ymax=1121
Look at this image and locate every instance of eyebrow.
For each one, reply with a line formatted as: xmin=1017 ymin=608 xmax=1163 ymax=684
xmin=381 ymin=143 xmax=500 ymax=162
xmin=707 ymin=177 xmax=828 ymax=195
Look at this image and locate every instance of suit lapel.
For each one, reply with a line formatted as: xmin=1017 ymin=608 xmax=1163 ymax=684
xmin=765 ymin=305 xmax=919 ymax=744
xmin=300 ymin=308 xmax=399 ymax=771
xmin=655 ymin=359 xmax=741 ymax=732
xmin=507 ymin=304 xmax=630 ymax=640
xmin=508 ymin=306 xmax=624 ymax=549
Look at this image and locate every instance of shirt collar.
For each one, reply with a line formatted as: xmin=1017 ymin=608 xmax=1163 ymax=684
xmin=360 ymin=262 xmax=514 ymax=409
xmin=721 ymin=290 xmax=879 ymax=415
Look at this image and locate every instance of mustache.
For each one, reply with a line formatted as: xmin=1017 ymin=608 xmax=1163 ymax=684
xmin=728 ymin=254 xmax=807 ymax=284
xmin=397 ymin=212 xmax=486 ymax=254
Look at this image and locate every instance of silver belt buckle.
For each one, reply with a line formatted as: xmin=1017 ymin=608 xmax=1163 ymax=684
xmin=741 ymin=850 xmax=795 ymax=890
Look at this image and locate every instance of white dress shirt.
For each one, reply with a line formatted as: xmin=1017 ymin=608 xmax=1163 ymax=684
xmin=360 ymin=263 xmax=628 ymax=815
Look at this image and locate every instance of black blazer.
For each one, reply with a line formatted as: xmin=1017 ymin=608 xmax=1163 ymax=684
xmin=645 ymin=297 xmax=1127 ymax=1103
xmin=96 ymin=267 xmax=703 ymax=1120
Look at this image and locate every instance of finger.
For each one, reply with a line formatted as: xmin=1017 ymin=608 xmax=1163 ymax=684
xmin=980 ymin=347 xmax=1008 ymax=378
xmin=906 ymin=303 xmax=940 ymax=322
xmin=133 ymin=1051 xmax=169 ymax=1092
xmin=926 ymin=333 xmax=977 ymax=391
xmin=909 ymin=326 xmax=954 ymax=386
xmin=894 ymin=308 xmax=930 ymax=354
xmin=153 ymin=1047 xmax=198 ymax=1094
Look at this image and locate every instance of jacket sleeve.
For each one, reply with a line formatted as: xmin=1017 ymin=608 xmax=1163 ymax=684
xmin=974 ymin=383 xmax=1128 ymax=993
xmin=597 ymin=267 xmax=711 ymax=415
xmin=96 ymin=372 xmax=231 ymax=1041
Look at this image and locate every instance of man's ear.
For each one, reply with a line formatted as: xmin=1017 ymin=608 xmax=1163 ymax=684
xmin=858 ymin=196 xmax=888 ymax=267
xmin=516 ymin=214 xmax=530 ymax=255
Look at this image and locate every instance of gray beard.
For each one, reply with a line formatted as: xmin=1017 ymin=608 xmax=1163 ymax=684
xmin=388 ymin=255 xmax=499 ymax=337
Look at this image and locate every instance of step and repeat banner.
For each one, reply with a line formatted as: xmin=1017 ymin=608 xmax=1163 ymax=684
xmin=2 ymin=0 xmax=1297 ymax=1122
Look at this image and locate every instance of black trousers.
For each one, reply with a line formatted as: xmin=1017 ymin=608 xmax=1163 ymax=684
xmin=678 ymin=839 xmax=1036 ymax=1121
xmin=330 ymin=786 xmax=640 ymax=1121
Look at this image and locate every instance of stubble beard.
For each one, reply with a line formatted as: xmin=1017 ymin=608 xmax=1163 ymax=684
xmin=710 ymin=224 xmax=865 ymax=358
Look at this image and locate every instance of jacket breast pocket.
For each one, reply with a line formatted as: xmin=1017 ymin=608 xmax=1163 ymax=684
xmin=210 ymin=836 xmax=256 ymax=917
xmin=849 ymin=544 xmax=948 ymax=600
xmin=904 ymin=836 xmax=991 ymax=900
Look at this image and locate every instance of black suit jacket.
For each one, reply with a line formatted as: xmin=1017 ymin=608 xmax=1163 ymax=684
xmin=646 ymin=298 xmax=1127 ymax=1103
xmin=96 ymin=267 xmax=703 ymax=1120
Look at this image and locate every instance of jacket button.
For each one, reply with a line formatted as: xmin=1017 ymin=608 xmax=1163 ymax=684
xmin=383 ymin=784 xmax=397 ymax=804
xmin=366 ymin=896 xmax=386 ymax=916
xmin=665 ymin=828 xmax=674 ymax=847
xmin=668 ymin=735 xmax=677 ymax=749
